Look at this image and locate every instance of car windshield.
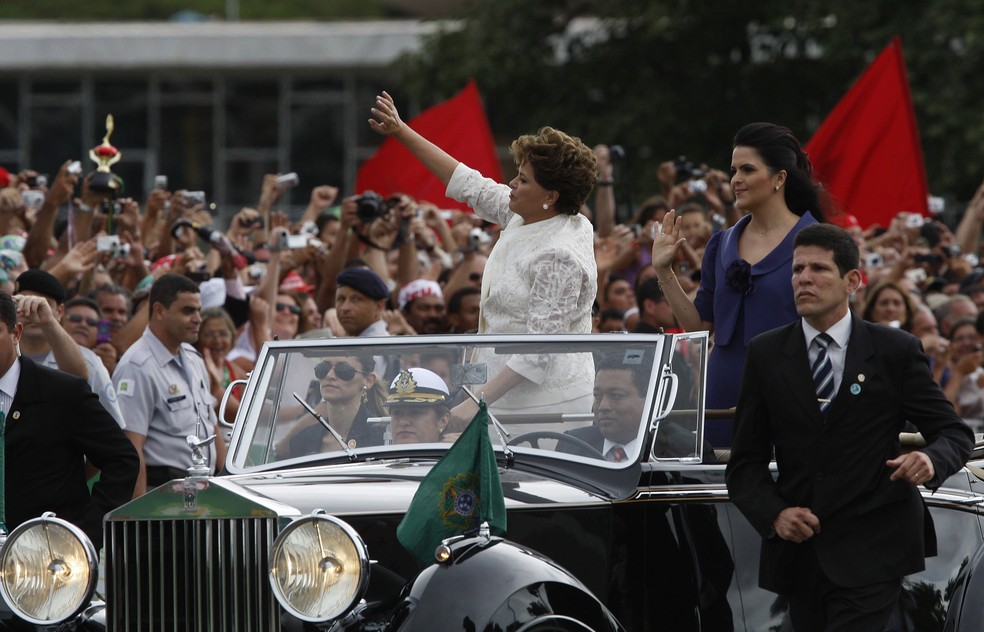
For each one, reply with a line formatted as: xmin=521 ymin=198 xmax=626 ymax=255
xmin=227 ymin=333 xmax=707 ymax=472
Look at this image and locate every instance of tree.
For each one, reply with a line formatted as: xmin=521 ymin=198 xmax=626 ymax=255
xmin=396 ymin=0 xmax=984 ymax=208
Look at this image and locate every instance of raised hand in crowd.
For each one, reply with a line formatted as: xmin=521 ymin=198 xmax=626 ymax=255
xmin=301 ymin=185 xmax=339 ymax=224
xmin=47 ymin=235 xmax=99 ymax=285
xmin=383 ymin=309 xmax=416 ymax=336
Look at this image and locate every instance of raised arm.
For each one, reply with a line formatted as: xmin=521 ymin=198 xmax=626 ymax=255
xmin=369 ymin=91 xmax=459 ymax=186
xmin=651 ymin=210 xmax=712 ymax=333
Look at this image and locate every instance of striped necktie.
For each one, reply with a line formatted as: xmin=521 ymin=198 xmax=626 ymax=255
xmin=812 ymin=333 xmax=835 ymax=412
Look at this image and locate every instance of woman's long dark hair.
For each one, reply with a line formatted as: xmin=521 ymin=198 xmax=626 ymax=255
xmin=733 ymin=122 xmax=834 ymax=223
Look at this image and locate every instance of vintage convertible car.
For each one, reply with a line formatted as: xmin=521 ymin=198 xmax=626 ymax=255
xmin=2 ymin=332 xmax=984 ymax=631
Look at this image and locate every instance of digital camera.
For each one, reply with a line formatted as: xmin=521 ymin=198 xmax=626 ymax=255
xmin=355 ymin=191 xmax=394 ymax=224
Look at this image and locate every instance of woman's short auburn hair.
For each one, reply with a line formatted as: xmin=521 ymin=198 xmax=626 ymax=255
xmin=510 ymin=126 xmax=598 ymax=216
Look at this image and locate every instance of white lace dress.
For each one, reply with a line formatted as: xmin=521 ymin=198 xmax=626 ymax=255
xmin=446 ymin=163 xmax=596 ymax=412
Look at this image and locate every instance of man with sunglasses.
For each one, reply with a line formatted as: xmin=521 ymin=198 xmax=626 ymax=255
xmin=13 ymin=269 xmax=125 ymax=429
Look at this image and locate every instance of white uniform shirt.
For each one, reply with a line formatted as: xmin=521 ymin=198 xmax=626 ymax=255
xmin=114 ymin=328 xmax=217 ymax=472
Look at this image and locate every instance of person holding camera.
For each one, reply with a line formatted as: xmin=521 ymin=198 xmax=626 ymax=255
xmin=652 ymin=123 xmax=832 ymax=447
xmin=370 ymin=91 xmax=599 ymax=424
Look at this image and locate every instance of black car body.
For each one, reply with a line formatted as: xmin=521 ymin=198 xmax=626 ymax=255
xmin=3 ymin=333 xmax=984 ymax=631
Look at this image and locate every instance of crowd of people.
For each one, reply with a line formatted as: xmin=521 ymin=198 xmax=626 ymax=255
xmin=1 ymin=103 xmax=984 ymax=542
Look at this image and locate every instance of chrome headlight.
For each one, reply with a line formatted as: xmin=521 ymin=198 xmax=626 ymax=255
xmin=0 ymin=513 xmax=97 ymax=626
xmin=269 ymin=511 xmax=370 ymax=623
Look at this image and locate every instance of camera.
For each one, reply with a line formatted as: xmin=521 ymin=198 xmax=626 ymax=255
xmin=609 ymin=145 xmax=626 ymax=161
xmin=183 ymin=191 xmax=206 ymax=207
xmin=688 ymin=179 xmax=708 ymax=194
xmin=96 ymin=235 xmax=130 ymax=258
xmin=913 ymin=252 xmax=943 ymax=265
xmin=26 ymin=174 xmax=48 ymax=188
xmin=904 ymin=213 xmax=925 ymax=229
xmin=276 ymin=172 xmax=300 ymax=190
xmin=238 ymin=215 xmax=264 ymax=229
xmin=21 ymin=190 xmax=45 ymax=211
xmin=673 ymin=156 xmax=706 ymax=184
xmin=154 ymin=175 xmax=168 ymax=190
xmin=468 ymin=227 xmax=491 ymax=249
xmin=355 ymin=191 xmax=395 ymax=224
xmin=67 ymin=161 xmax=83 ymax=177
xmin=864 ymin=252 xmax=884 ymax=269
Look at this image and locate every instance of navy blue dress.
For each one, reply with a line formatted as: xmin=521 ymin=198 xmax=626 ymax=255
xmin=694 ymin=212 xmax=818 ymax=446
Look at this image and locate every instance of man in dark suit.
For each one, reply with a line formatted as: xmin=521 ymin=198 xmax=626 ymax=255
xmin=0 ymin=290 xmax=138 ymax=548
xmin=726 ymin=224 xmax=973 ymax=631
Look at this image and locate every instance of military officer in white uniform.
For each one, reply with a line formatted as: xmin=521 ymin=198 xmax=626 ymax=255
xmin=114 ymin=274 xmax=222 ymax=498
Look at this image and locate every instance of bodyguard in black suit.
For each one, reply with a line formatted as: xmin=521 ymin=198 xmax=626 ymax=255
xmin=726 ymin=224 xmax=973 ymax=632
xmin=0 ymin=291 xmax=138 ymax=548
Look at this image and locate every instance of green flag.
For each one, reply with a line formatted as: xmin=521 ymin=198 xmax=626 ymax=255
xmin=396 ymin=401 xmax=506 ymax=565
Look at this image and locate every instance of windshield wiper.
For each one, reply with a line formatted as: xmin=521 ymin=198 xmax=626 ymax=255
xmin=292 ymin=392 xmax=358 ymax=462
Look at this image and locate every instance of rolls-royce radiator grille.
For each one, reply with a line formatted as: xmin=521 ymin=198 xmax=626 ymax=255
xmin=105 ymin=518 xmax=281 ymax=631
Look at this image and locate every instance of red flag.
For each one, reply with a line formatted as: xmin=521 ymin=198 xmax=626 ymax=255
xmin=357 ymin=80 xmax=503 ymax=210
xmin=805 ymin=37 xmax=928 ymax=229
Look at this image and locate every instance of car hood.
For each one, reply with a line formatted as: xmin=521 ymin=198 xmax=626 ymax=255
xmin=218 ymin=459 xmax=613 ymax=517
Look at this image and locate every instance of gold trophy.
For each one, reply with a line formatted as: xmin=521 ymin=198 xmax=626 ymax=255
xmin=88 ymin=114 xmax=123 ymax=194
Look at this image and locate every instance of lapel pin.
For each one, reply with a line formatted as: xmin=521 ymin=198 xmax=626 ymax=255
xmin=850 ymin=383 xmax=862 ymax=395
xmin=168 ymin=384 xmax=179 ymax=394
xmin=11 ymin=411 xmax=19 ymax=420
xmin=858 ymin=374 xmax=865 ymax=383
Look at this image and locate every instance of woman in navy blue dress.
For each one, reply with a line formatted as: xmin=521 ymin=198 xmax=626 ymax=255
xmin=651 ymin=123 xmax=831 ymax=447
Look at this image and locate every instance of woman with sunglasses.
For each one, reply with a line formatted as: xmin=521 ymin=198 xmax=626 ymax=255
xmin=196 ymin=307 xmax=246 ymax=423
xmin=271 ymin=293 xmax=301 ymax=341
xmin=287 ymin=355 xmax=385 ymax=456
xmin=370 ymin=91 xmax=598 ymax=426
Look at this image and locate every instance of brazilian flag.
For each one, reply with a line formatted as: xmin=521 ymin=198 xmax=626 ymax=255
xmin=397 ymin=401 xmax=506 ymax=565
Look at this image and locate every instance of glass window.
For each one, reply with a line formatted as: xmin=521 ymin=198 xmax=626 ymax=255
xmin=93 ymin=81 xmax=148 ymax=148
xmin=652 ymin=333 xmax=708 ymax=463
xmin=225 ymin=158 xmax=279 ymax=208
xmin=226 ymin=81 xmax=278 ymax=148
xmin=29 ymin=106 xmax=82 ymax=174
xmin=160 ymin=105 xmax=213 ymax=193
xmin=290 ymin=103 xmax=344 ymax=198
xmin=0 ymin=82 xmax=17 ymax=150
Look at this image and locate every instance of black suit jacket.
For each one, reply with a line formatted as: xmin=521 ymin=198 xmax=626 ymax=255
xmin=5 ymin=357 xmax=139 ymax=546
xmin=726 ymin=314 xmax=973 ymax=591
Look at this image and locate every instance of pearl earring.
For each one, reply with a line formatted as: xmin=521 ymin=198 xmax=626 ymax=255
xmin=774 ymin=184 xmax=780 ymax=192
xmin=542 ymin=203 xmax=549 ymax=210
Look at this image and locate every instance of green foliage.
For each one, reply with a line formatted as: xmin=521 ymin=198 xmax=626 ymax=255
xmin=395 ymin=0 xmax=984 ymax=205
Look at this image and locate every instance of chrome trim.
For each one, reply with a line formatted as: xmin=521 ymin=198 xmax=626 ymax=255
xmin=632 ymin=487 xmax=731 ymax=502
xmin=106 ymin=516 xmax=280 ymax=631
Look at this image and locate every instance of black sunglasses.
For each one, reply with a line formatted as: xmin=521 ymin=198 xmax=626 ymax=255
xmin=276 ymin=302 xmax=301 ymax=315
xmin=314 ymin=361 xmax=364 ymax=381
xmin=66 ymin=314 xmax=99 ymax=326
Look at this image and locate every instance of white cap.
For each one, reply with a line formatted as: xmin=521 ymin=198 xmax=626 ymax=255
xmin=386 ymin=368 xmax=449 ymax=406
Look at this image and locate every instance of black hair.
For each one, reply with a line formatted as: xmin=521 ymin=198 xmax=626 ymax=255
xmin=599 ymin=307 xmax=625 ymax=321
xmin=0 ymin=291 xmax=15 ymax=330
xmin=635 ymin=277 xmax=665 ymax=310
xmin=793 ymin=224 xmax=859 ymax=276
xmin=64 ymin=296 xmax=101 ymax=313
xmin=594 ymin=349 xmax=655 ymax=397
xmin=447 ymin=286 xmax=481 ymax=315
xmin=149 ymin=273 xmax=201 ymax=310
xmin=733 ymin=122 xmax=831 ymax=222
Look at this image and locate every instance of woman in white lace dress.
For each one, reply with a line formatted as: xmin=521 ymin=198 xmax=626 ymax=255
xmin=369 ymin=91 xmax=598 ymax=426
